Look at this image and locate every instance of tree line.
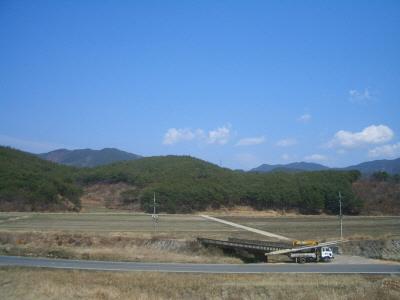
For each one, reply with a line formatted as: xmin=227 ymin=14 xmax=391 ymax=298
xmin=370 ymin=171 xmax=400 ymax=183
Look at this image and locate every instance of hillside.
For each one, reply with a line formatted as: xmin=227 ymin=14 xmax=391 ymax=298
xmin=353 ymin=181 xmax=400 ymax=215
xmin=78 ymin=156 xmax=362 ymax=214
xmin=251 ymin=158 xmax=400 ymax=175
xmin=0 ymin=147 xmax=365 ymax=214
xmin=38 ymin=148 xmax=141 ymax=167
xmin=0 ymin=146 xmax=82 ymax=211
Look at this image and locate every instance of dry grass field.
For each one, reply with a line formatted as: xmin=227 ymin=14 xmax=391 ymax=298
xmin=1 ymin=212 xmax=399 ymax=239
xmin=222 ymin=215 xmax=400 ymax=240
xmin=0 ymin=267 xmax=399 ymax=300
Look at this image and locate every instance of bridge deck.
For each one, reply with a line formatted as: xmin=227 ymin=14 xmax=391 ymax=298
xmin=197 ymin=237 xmax=289 ymax=253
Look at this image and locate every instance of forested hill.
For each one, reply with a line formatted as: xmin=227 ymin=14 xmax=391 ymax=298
xmin=0 ymin=146 xmax=82 ymax=211
xmin=1 ymin=146 xmax=362 ymax=214
xmin=79 ymin=155 xmax=362 ymax=214
xmin=38 ymin=148 xmax=142 ymax=167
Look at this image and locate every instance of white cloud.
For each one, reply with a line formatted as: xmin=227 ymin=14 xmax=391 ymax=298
xmin=297 ymin=114 xmax=311 ymax=123
xmin=368 ymin=142 xmax=400 ymax=158
xmin=276 ymin=138 xmax=297 ymax=147
xmin=281 ymin=153 xmax=290 ymax=161
xmin=163 ymin=125 xmax=231 ymax=145
xmin=304 ymin=154 xmax=327 ymax=162
xmin=207 ymin=126 xmax=231 ymax=145
xmin=328 ymin=124 xmax=394 ymax=148
xmin=349 ymin=88 xmax=373 ymax=104
xmin=163 ymin=128 xmax=197 ymax=145
xmin=236 ymin=136 xmax=265 ymax=146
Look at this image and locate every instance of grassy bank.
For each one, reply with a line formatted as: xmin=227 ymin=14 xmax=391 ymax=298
xmin=0 ymin=231 xmax=240 ymax=263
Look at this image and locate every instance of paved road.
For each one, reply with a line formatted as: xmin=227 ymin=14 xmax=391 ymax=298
xmin=0 ymin=256 xmax=399 ymax=273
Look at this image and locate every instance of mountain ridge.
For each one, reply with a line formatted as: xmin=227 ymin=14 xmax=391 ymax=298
xmin=251 ymin=162 xmax=329 ymax=173
xmin=38 ymin=146 xmax=400 ymax=174
xmin=343 ymin=158 xmax=400 ymax=175
xmin=38 ymin=148 xmax=142 ymax=167
xmin=251 ymin=158 xmax=400 ymax=175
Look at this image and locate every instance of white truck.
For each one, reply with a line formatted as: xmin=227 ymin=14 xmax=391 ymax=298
xmin=290 ymin=246 xmax=334 ymax=263
xmin=265 ymin=240 xmax=339 ymax=263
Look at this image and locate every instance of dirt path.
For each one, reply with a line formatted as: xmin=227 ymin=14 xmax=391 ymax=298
xmin=0 ymin=215 xmax=30 ymax=224
xmin=200 ymin=215 xmax=292 ymax=241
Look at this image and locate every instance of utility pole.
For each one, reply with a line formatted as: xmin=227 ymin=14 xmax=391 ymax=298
xmin=153 ymin=192 xmax=156 ymax=216
xmin=338 ymin=192 xmax=343 ymax=240
xmin=152 ymin=192 xmax=158 ymax=233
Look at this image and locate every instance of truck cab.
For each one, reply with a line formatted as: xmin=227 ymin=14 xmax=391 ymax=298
xmin=320 ymin=247 xmax=334 ymax=261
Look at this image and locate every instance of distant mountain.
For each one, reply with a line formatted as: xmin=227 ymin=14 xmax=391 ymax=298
xmin=343 ymin=158 xmax=400 ymax=175
xmin=38 ymin=148 xmax=142 ymax=167
xmin=251 ymin=162 xmax=329 ymax=173
xmin=251 ymin=158 xmax=400 ymax=175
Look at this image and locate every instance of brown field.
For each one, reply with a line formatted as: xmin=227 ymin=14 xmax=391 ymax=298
xmin=1 ymin=212 xmax=399 ymax=239
xmin=0 ymin=267 xmax=399 ymax=300
xmin=221 ymin=215 xmax=400 ymax=240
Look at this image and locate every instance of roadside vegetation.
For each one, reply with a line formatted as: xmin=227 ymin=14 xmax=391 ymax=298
xmin=0 ymin=267 xmax=399 ymax=300
xmin=0 ymin=231 xmax=240 ymax=264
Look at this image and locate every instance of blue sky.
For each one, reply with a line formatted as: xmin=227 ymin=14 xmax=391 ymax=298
xmin=1 ymin=0 xmax=399 ymax=169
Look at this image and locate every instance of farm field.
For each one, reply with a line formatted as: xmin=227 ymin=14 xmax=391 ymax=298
xmin=222 ymin=215 xmax=400 ymax=240
xmin=0 ymin=212 xmax=399 ymax=240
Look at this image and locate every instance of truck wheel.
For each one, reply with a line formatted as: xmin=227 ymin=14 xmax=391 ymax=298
xmin=298 ymin=257 xmax=306 ymax=264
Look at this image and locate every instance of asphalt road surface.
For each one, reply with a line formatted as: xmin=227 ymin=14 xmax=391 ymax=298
xmin=0 ymin=256 xmax=399 ymax=273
